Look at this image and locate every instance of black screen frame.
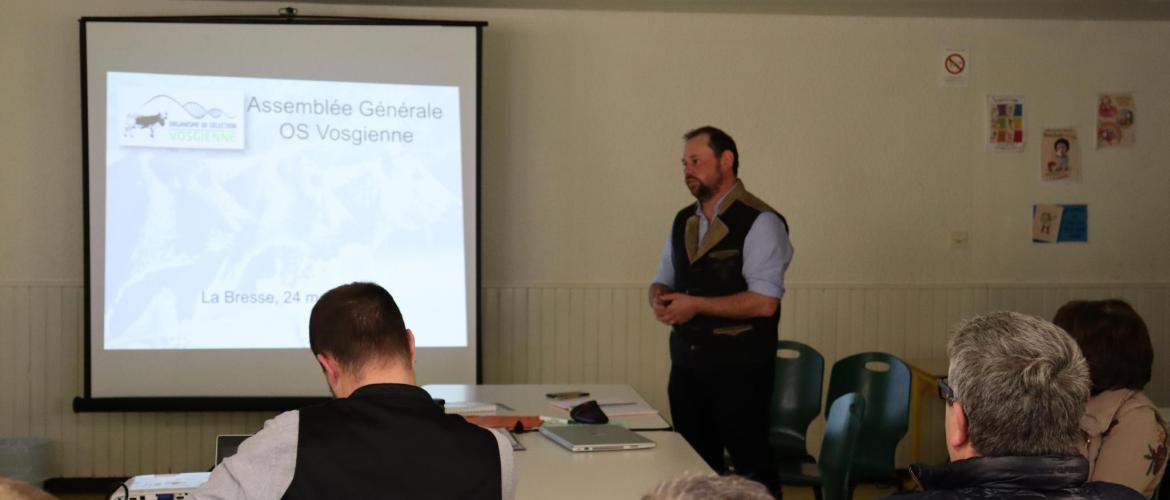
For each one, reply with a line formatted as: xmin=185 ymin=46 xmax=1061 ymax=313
xmin=75 ymin=14 xmax=485 ymax=413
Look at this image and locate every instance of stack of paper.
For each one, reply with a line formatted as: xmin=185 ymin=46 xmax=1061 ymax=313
xmin=443 ymin=401 xmax=499 ymax=414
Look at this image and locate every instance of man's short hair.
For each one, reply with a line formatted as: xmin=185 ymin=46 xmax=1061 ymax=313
xmin=683 ymin=126 xmax=739 ymax=176
xmin=1054 ymin=138 xmax=1070 ymax=150
xmin=309 ymin=282 xmax=410 ymax=372
xmin=948 ymin=311 xmax=1089 ymax=457
xmin=1053 ymin=299 xmax=1153 ymax=394
xmin=642 ymin=473 xmax=772 ymax=500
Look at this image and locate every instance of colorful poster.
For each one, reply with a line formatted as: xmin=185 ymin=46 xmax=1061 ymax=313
xmin=1033 ymin=204 xmax=1088 ymax=243
xmin=1041 ymin=128 xmax=1080 ymax=181
xmin=988 ymin=96 xmax=1025 ymax=152
xmin=1097 ymin=93 xmax=1135 ymax=148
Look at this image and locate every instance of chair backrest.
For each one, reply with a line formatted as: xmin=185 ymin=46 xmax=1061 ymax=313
xmin=818 ymin=392 xmax=866 ymax=500
xmin=825 ymin=352 xmax=911 ymax=483
xmin=768 ymin=340 xmax=824 ymax=460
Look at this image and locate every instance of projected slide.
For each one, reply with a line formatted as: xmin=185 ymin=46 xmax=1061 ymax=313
xmin=104 ymin=72 xmax=465 ymax=350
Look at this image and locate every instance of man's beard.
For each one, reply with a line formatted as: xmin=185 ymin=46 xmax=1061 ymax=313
xmin=686 ymin=176 xmax=714 ymax=201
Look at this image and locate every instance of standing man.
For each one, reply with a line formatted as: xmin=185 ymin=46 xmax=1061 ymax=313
xmin=649 ymin=126 xmax=793 ymax=492
xmin=195 ymin=282 xmax=515 ymax=500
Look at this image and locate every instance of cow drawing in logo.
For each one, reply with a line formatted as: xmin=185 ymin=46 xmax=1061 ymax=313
xmin=124 ymin=112 xmax=167 ymax=138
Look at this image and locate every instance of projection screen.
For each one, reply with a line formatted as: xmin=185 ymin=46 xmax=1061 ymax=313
xmin=79 ymin=17 xmax=483 ymax=409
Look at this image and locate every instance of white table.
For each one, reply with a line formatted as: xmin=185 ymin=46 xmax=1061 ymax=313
xmin=423 ymin=383 xmax=672 ymax=430
xmin=422 ymin=384 xmax=712 ymax=500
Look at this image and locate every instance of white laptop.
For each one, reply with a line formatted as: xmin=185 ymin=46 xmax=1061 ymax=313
xmin=538 ymin=424 xmax=656 ymax=452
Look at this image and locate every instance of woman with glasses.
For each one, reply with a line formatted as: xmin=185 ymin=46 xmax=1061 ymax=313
xmin=1055 ymin=299 xmax=1168 ymax=498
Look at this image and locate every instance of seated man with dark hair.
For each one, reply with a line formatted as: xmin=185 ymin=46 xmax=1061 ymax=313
xmin=195 ymin=282 xmax=514 ymax=500
xmin=891 ymin=311 xmax=1142 ymax=500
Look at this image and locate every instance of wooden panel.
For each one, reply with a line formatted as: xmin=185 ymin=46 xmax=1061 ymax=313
xmin=0 ymin=286 xmax=15 ymax=439
xmin=596 ymin=288 xmax=614 ymax=384
xmin=539 ymin=288 xmax=556 ymax=383
xmin=498 ymin=288 xmax=516 ymax=384
xmin=582 ymin=288 xmax=599 ymax=384
xmin=567 ymin=288 xmax=584 ymax=384
xmin=29 ymin=287 xmax=47 ymax=439
xmin=11 ymin=285 xmax=32 ymax=437
xmin=526 ymin=289 xmax=542 ymax=383
xmin=482 ymin=288 xmax=500 ymax=383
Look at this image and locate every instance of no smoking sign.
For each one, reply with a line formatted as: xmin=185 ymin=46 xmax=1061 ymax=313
xmin=945 ymin=53 xmax=965 ymax=74
xmin=941 ymin=47 xmax=970 ymax=87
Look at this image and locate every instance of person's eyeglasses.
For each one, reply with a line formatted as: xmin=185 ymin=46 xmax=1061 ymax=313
xmin=937 ymin=377 xmax=956 ymax=405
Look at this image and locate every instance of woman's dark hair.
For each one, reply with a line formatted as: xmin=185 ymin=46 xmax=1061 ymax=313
xmin=1053 ymin=299 xmax=1153 ymax=395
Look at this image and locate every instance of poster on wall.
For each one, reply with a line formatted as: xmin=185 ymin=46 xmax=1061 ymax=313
xmin=1096 ymin=93 xmax=1135 ymax=148
xmin=988 ymin=95 xmax=1025 ymax=152
xmin=1040 ymin=128 xmax=1080 ymax=181
xmin=1032 ymin=204 xmax=1088 ymax=243
xmin=940 ymin=47 xmax=969 ymax=87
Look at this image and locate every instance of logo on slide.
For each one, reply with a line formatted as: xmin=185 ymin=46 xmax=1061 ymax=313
xmin=119 ymin=90 xmax=245 ymax=150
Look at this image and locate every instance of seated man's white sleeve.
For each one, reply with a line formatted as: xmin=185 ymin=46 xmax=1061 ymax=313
xmin=743 ymin=212 xmax=794 ymax=299
xmin=193 ymin=410 xmax=299 ymax=500
xmin=487 ymin=428 xmax=516 ymax=500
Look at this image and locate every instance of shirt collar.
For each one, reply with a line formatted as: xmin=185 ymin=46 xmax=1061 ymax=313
xmin=348 ymin=383 xmax=439 ymax=410
xmin=692 ymin=179 xmax=744 ymax=220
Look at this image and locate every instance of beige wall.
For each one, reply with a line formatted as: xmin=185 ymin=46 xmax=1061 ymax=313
xmin=1 ymin=0 xmax=1167 ymax=478
xmin=4 ymin=1 xmax=1169 ymax=285
xmin=479 ymin=10 xmax=1170 ymax=285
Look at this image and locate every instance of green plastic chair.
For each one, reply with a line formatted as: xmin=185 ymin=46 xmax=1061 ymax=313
xmin=775 ymin=393 xmax=867 ymax=500
xmin=769 ymin=340 xmax=825 ymax=466
xmin=825 ymin=352 xmax=911 ymax=487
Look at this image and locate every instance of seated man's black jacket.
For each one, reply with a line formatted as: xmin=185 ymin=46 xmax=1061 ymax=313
xmin=887 ymin=456 xmax=1143 ymax=500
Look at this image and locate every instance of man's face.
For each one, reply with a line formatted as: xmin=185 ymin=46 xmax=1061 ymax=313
xmin=944 ymin=400 xmax=960 ymax=460
xmin=681 ymin=134 xmax=727 ymax=201
xmin=1055 ymin=142 xmax=1069 ymax=157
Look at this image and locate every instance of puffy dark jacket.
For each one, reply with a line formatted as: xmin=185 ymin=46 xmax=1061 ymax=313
xmin=886 ymin=456 xmax=1144 ymax=500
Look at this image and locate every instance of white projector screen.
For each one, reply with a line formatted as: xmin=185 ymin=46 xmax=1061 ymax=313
xmin=80 ymin=18 xmax=482 ymax=405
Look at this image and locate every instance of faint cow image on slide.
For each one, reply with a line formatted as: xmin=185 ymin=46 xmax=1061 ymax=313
xmin=124 ymin=112 xmax=167 ymax=138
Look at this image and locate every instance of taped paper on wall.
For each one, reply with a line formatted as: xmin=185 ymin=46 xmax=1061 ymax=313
xmin=1033 ymin=204 xmax=1088 ymax=243
xmin=988 ymin=96 xmax=1025 ymax=152
xmin=1097 ymin=93 xmax=1135 ymax=149
xmin=1041 ymin=128 xmax=1080 ymax=181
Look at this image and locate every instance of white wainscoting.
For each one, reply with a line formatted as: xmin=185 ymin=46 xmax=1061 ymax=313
xmin=1 ymin=282 xmax=1166 ymax=476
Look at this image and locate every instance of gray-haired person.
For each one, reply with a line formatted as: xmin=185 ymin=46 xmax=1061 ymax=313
xmin=888 ymin=311 xmax=1143 ymax=499
xmin=644 ymin=474 xmax=774 ymax=500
